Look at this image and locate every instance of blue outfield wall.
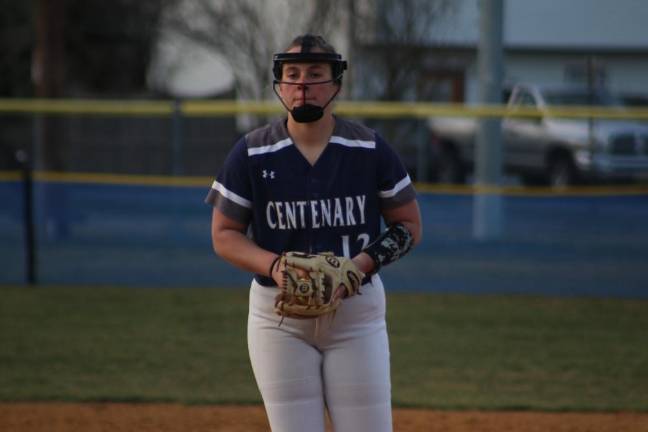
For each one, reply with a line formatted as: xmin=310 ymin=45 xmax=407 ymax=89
xmin=1 ymin=179 xmax=647 ymax=298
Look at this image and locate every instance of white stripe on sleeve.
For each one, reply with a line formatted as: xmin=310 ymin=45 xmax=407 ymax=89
xmin=378 ymin=175 xmax=412 ymax=198
xmin=211 ymin=181 xmax=252 ymax=208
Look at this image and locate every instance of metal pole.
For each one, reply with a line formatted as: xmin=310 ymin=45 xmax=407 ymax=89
xmin=16 ymin=150 xmax=37 ymax=285
xmin=473 ymin=0 xmax=504 ymax=239
xmin=417 ymin=130 xmax=430 ymax=182
xmin=172 ymin=99 xmax=184 ymax=176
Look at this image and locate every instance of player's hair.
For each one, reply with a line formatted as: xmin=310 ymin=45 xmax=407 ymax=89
xmin=285 ymin=34 xmax=337 ymax=55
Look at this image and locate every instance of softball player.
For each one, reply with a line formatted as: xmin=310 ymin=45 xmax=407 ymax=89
xmin=206 ymin=34 xmax=422 ymax=432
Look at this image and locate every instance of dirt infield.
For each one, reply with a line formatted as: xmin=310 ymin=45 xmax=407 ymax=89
xmin=2 ymin=403 xmax=648 ymax=432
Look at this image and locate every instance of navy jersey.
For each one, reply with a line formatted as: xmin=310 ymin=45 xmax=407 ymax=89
xmin=205 ymin=116 xmax=416 ymax=285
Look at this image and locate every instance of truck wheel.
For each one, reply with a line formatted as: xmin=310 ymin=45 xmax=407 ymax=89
xmin=437 ymin=149 xmax=466 ymax=184
xmin=547 ymin=155 xmax=578 ymax=187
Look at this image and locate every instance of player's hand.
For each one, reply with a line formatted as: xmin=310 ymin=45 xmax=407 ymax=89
xmin=270 ymin=255 xmax=285 ymax=286
xmin=332 ymin=256 xmax=364 ymax=301
xmin=271 ymin=255 xmax=311 ymax=286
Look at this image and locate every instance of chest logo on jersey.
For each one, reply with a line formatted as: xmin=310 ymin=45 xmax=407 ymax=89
xmin=262 ymin=170 xmax=275 ymax=179
xmin=266 ymin=195 xmax=367 ymax=230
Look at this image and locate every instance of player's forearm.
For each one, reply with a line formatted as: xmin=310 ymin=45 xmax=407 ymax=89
xmin=383 ymin=200 xmax=423 ymax=247
xmin=212 ymin=228 xmax=277 ymax=277
xmin=400 ymin=219 xmax=422 ymax=246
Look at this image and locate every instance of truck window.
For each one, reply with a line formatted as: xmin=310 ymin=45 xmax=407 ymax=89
xmin=502 ymin=88 xmax=512 ymax=103
xmin=511 ymin=89 xmax=537 ymax=108
xmin=518 ymin=91 xmax=536 ymax=107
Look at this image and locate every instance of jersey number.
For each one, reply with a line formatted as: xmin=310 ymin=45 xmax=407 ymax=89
xmin=341 ymin=233 xmax=370 ymax=258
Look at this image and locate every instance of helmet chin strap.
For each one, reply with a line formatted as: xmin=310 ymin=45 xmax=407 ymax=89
xmin=273 ymin=80 xmax=341 ymax=123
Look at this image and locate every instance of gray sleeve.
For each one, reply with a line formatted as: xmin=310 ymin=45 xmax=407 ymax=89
xmin=204 ymin=137 xmax=253 ymax=225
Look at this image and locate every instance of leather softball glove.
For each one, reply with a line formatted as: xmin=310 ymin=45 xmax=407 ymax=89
xmin=274 ymin=251 xmax=364 ymax=320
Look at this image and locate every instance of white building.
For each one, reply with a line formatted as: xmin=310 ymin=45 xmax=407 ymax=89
xmin=414 ymin=0 xmax=648 ymax=103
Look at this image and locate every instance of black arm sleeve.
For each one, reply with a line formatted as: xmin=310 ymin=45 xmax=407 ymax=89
xmin=362 ymin=222 xmax=414 ymax=273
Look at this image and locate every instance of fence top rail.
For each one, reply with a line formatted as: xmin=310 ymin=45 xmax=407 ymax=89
xmin=2 ymin=170 xmax=648 ymax=196
xmin=0 ymin=98 xmax=175 ymax=116
xmin=2 ymin=98 xmax=648 ymax=120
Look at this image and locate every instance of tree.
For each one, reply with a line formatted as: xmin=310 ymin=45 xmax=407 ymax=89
xmin=349 ymin=0 xmax=456 ymax=181
xmin=26 ymin=0 xmax=166 ymax=174
xmin=350 ymin=0 xmax=456 ymax=101
xmin=0 ymin=0 xmax=166 ymax=99
xmin=157 ymin=0 xmax=345 ymax=101
xmin=0 ymin=0 xmax=33 ymax=97
xmin=64 ymin=0 xmax=165 ymax=96
xmin=157 ymin=0 xmax=454 ymax=103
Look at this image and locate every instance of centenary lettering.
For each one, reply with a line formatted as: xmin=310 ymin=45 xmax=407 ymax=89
xmin=266 ymin=195 xmax=366 ymax=230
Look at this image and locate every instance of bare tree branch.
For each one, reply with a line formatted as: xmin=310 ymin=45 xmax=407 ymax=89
xmin=154 ymin=0 xmax=454 ymax=103
xmin=158 ymin=0 xmax=345 ymax=100
xmin=352 ymin=0 xmax=456 ymax=101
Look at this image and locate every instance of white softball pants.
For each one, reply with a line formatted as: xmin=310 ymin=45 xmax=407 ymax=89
xmin=247 ymin=275 xmax=392 ymax=432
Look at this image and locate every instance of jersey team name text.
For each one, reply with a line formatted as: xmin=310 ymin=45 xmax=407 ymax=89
xmin=267 ymin=195 xmax=366 ymax=230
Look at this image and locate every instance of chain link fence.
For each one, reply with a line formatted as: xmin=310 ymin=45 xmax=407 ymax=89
xmin=1 ymin=100 xmax=647 ymax=297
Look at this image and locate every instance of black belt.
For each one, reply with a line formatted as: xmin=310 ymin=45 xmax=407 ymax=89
xmin=254 ymin=273 xmax=374 ymax=287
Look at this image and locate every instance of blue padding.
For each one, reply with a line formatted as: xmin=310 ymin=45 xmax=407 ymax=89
xmin=381 ymin=193 xmax=648 ymax=298
xmin=2 ymin=179 xmax=647 ymax=298
xmin=0 ymin=181 xmax=25 ymax=284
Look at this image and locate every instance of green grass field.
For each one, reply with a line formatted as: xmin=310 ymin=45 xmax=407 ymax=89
xmin=1 ymin=286 xmax=647 ymax=411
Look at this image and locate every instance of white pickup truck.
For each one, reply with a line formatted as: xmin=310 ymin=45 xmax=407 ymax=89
xmin=427 ymin=84 xmax=648 ymax=186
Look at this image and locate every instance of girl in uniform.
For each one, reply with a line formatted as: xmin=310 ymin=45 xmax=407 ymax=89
xmin=206 ymin=34 xmax=422 ymax=432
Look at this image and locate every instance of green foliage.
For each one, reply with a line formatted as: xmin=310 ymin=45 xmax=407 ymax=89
xmin=0 ymin=0 xmax=33 ymax=97
xmin=1 ymin=286 xmax=647 ymax=411
xmin=64 ymin=0 xmax=165 ymax=95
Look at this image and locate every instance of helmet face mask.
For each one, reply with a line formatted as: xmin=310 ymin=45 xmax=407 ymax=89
xmin=272 ymin=36 xmax=347 ymax=123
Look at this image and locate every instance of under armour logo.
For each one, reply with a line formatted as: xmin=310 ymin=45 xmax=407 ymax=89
xmin=262 ymin=170 xmax=275 ymax=179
